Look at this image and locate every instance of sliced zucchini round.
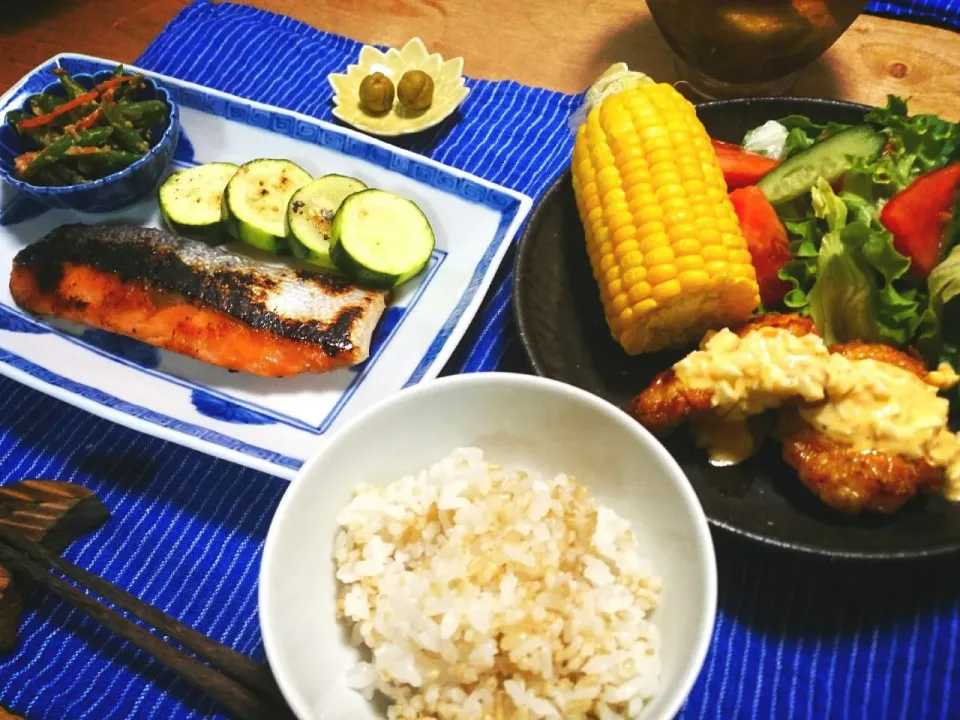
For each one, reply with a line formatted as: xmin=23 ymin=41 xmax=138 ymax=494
xmin=286 ymin=174 xmax=367 ymax=268
xmin=329 ymin=189 xmax=435 ymax=289
xmin=158 ymin=163 xmax=239 ymax=245
xmin=224 ymin=159 xmax=312 ymax=254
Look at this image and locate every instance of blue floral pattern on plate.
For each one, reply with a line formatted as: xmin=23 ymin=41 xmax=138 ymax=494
xmin=80 ymin=330 xmax=161 ymax=369
xmin=0 ymin=196 xmax=50 ymax=227
xmin=191 ymin=389 xmax=277 ymax=425
xmin=173 ymin=127 xmax=196 ymax=165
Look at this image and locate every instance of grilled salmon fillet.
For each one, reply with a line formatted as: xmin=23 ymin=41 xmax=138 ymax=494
xmin=10 ymin=224 xmax=386 ymax=378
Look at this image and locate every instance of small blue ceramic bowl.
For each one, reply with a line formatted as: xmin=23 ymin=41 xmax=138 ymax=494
xmin=0 ymin=69 xmax=179 ymax=213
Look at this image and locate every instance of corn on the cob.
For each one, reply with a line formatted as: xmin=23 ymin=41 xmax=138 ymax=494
xmin=571 ymin=78 xmax=760 ymax=354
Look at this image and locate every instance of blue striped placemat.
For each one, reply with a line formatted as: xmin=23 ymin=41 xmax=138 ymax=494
xmin=0 ymin=1 xmax=958 ymax=717
xmin=868 ymin=0 xmax=960 ymax=28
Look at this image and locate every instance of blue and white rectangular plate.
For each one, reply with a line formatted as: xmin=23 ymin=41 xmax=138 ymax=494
xmin=0 ymin=54 xmax=532 ymax=479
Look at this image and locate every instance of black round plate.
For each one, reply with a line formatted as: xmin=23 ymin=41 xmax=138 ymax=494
xmin=514 ymin=97 xmax=960 ymax=560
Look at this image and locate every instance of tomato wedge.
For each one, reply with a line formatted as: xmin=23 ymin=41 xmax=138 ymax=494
xmin=712 ymin=139 xmax=781 ymax=189
xmin=880 ymin=162 xmax=960 ymax=279
xmin=729 ymin=185 xmax=793 ymax=306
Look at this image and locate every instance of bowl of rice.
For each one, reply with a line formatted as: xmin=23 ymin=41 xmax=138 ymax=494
xmin=260 ymin=373 xmax=717 ymax=720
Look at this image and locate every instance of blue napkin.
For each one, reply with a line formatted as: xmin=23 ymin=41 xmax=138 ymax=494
xmin=0 ymin=1 xmax=958 ymax=718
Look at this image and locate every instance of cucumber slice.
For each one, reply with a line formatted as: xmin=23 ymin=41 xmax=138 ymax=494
xmin=286 ymin=174 xmax=367 ymax=268
xmin=757 ymin=125 xmax=885 ymax=205
xmin=330 ymin=189 xmax=435 ymax=289
xmin=224 ymin=159 xmax=312 ymax=254
xmin=158 ymin=163 xmax=239 ymax=245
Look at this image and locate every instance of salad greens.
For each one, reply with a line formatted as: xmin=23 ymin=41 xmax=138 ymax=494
xmin=776 ymin=115 xmax=853 ymax=159
xmin=749 ymin=95 xmax=960 ymax=377
xmin=784 ymin=179 xmax=918 ymax=346
xmin=846 ymin=99 xmax=960 ymax=204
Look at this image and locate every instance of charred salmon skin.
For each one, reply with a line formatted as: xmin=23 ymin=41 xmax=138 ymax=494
xmin=10 ymin=224 xmax=386 ymax=378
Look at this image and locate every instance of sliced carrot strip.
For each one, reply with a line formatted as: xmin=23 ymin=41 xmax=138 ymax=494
xmin=66 ymin=107 xmax=103 ymax=133
xmin=18 ymin=76 xmax=139 ymax=131
xmin=18 ymin=90 xmax=98 ymax=130
xmin=92 ymin=75 xmax=139 ymax=95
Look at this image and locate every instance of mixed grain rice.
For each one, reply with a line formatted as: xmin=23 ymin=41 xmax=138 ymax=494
xmin=334 ymin=448 xmax=662 ymax=719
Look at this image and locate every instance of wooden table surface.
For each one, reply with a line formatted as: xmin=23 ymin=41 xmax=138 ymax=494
xmin=2 ymin=0 xmax=959 ymax=119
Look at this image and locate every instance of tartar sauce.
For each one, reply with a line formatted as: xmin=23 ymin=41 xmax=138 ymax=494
xmin=672 ymin=325 xmax=960 ymax=499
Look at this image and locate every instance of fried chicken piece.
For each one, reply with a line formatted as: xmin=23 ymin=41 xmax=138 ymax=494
xmin=628 ymin=313 xmax=819 ymax=436
xmin=778 ymin=342 xmax=946 ymax=514
xmin=778 ymin=412 xmax=943 ymax=514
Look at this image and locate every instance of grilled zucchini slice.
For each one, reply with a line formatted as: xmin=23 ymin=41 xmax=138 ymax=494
xmin=286 ymin=174 xmax=367 ymax=268
xmin=158 ymin=162 xmax=239 ymax=245
xmin=224 ymin=159 xmax=312 ymax=254
xmin=329 ymin=189 xmax=435 ymax=289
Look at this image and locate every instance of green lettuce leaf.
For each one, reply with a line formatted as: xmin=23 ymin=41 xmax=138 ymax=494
xmin=928 ymin=244 xmax=960 ymax=316
xmin=800 ymin=180 xmax=920 ymax=345
xmin=806 ymin=180 xmax=878 ymax=343
xmin=775 ymin=115 xmax=853 ymax=159
xmin=867 ymin=95 xmax=960 ymax=175
xmin=807 ymin=231 xmax=878 ymax=345
xmin=845 ymin=95 xmax=960 ymax=203
xmin=919 ymin=242 xmax=960 ymax=386
xmin=840 ymin=193 xmax=918 ymax=344
xmin=778 ymin=216 xmax=819 ymax=313
xmin=943 ymin=192 xmax=960 ymax=263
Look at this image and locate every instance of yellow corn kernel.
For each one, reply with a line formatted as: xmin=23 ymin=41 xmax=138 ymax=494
xmin=729 ymin=249 xmax=754 ymax=265
xmin=645 ymin=246 xmax=675 ymax=267
xmin=621 ymin=250 xmax=645 ymax=270
xmin=648 ymin=264 xmax=678 ymax=286
xmin=623 ymin=267 xmax=648 ymax=288
xmin=698 ymin=228 xmax=722 ymax=246
xmin=673 ymin=238 xmax=701 ymax=256
xmin=639 ymin=232 xmax=670 ymax=253
xmin=637 ymin=221 xmax=665 ymax=239
xmin=596 ymin=166 xmax=621 ymax=196
xmin=668 ymin=223 xmax=697 ymax=243
xmin=678 ymin=270 xmax=711 ymax=290
xmin=628 ymin=281 xmax=652 ymax=304
xmin=627 ymin=186 xmax=656 ymax=212
xmin=702 ymin=245 xmax=729 ymax=262
xmin=615 ymin=240 xmax=641 ymax=260
xmin=633 ymin=298 xmax=658 ymax=315
xmin=705 ymin=260 xmax=729 ymax=276
xmin=608 ymin=209 xmax=634 ymax=233
xmin=633 ymin=205 xmax=663 ymax=224
xmin=652 ymin=279 xmax=683 ymax=302
xmin=611 ymin=293 xmax=630 ymax=314
xmin=613 ymin=224 xmax=637 ymax=246
xmin=677 ymin=255 xmax=705 ymax=272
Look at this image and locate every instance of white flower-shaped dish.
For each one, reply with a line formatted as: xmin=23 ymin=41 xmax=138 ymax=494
xmin=329 ymin=37 xmax=469 ymax=137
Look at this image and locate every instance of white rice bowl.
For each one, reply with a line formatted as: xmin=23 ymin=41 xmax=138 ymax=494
xmin=334 ymin=448 xmax=662 ymax=720
xmin=259 ymin=374 xmax=716 ymax=720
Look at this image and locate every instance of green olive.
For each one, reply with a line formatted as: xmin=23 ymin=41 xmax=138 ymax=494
xmin=397 ymin=70 xmax=435 ymax=111
xmin=358 ymin=72 xmax=395 ymax=114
